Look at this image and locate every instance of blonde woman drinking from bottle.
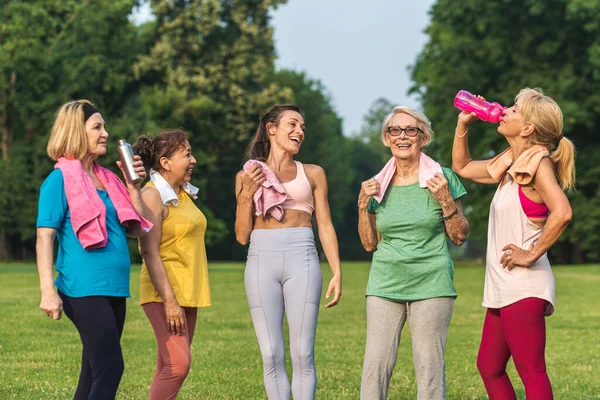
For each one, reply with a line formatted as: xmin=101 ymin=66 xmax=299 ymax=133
xmin=452 ymin=88 xmax=575 ymax=400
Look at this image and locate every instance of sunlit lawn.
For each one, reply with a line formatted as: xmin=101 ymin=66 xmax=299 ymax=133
xmin=0 ymin=262 xmax=599 ymax=399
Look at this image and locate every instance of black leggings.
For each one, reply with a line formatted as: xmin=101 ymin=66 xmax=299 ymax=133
xmin=59 ymin=292 xmax=126 ymax=400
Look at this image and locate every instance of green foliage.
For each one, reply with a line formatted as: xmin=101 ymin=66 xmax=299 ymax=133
xmin=1 ymin=0 xmax=362 ymax=261
xmin=411 ymin=0 xmax=600 ymax=262
xmin=0 ymin=0 xmax=144 ymax=257
xmin=352 ymin=97 xmax=396 ymax=167
xmin=131 ymin=0 xmax=292 ymax=252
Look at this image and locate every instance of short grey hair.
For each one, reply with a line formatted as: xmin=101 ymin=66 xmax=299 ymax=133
xmin=380 ymin=106 xmax=434 ymax=148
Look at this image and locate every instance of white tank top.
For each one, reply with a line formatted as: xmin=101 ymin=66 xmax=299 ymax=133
xmin=483 ymin=175 xmax=555 ymax=316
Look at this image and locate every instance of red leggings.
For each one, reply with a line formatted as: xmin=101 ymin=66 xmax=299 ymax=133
xmin=143 ymin=302 xmax=198 ymax=400
xmin=477 ymin=297 xmax=553 ymax=400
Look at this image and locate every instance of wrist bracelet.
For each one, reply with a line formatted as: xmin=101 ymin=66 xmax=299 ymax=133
xmin=442 ymin=208 xmax=458 ymax=220
xmin=455 ymin=128 xmax=468 ymax=138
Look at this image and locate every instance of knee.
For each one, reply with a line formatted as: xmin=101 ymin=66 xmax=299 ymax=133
xmin=513 ymin=358 xmax=547 ymax=376
xmin=175 ymin=359 xmax=192 ymax=382
xmin=477 ymin=354 xmax=503 ymax=378
xmin=261 ymin=346 xmax=285 ymax=372
xmin=168 ymin=356 xmax=192 ymax=382
xmin=97 ymin=355 xmax=124 ymax=384
xmin=293 ymin=347 xmax=315 ymax=367
xmin=362 ymin=348 xmax=390 ymax=375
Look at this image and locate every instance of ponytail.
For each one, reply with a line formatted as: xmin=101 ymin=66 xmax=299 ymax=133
xmin=550 ymin=136 xmax=576 ymax=190
xmin=515 ymin=88 xmax=576 ymax=191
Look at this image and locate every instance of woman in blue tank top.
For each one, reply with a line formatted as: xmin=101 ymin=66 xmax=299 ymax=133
xmin=36 ymin=100 xmax=149 ymax=400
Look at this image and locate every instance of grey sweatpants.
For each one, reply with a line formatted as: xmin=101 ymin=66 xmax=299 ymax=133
xmin=245 ymin=228 xmax=323 ymax=400
xmin=361 ymin=295 xmax=455 ymax=400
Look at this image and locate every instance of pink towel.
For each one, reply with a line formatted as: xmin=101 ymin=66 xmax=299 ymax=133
xmin=373 ymin=152 xmax=443 ymax=203
xmin=243 ymin=160 xmax=288 ymax=221
xmin=486 ymin=145 xmax=549 ymax=185
xmin=55 ymin=158 xmax=152 ymax=249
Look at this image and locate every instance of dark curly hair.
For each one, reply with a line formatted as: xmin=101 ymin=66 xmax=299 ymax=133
xmin=133 ymin=129 xmax=189 ymax=172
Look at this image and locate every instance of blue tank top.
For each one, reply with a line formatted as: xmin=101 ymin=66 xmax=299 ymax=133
xmin=36 ymin=169 xmax=131 ymax=298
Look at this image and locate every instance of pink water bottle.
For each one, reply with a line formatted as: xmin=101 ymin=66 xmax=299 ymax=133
xmin=454 ymin=90 xmax=505 ymax=123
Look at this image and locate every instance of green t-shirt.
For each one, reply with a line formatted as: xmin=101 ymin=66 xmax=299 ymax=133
xmin=367 ymin=167 xmax=467 ymax=301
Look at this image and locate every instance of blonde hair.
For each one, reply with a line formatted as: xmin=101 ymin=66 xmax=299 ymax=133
xmin=47 ymin=100 xmax=94 ymax=161
xmin=380 ymin=106 xmax=434 ymax=148
xmin=516 ymin=88 xmax=576 ymax=190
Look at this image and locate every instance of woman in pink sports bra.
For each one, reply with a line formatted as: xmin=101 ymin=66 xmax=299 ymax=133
xmin=234 ymin=105 xmax=342 ymax=400
xmin=452 ymin=88 xmax=575 ymax=400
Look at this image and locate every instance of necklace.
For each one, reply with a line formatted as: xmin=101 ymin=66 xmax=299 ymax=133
xmin=395 ymin=168 xmax=419 ymax=179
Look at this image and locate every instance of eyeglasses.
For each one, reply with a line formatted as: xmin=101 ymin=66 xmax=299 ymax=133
xmin=387 ymin=126 xmax=421 ymax=137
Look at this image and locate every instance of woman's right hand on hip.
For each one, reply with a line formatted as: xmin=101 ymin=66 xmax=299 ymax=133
xmin=164 ymin=299 xmax=186 ymax=335
xmin=40 ymin=289 xmax=63 ymax=320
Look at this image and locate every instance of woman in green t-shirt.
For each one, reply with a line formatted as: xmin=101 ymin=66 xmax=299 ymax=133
xmin=357 ymin=106 xmax=469 ymax=400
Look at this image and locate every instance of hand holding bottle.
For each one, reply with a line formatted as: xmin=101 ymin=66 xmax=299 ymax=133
xmin=454 ymin=90 xmax=505 ymax=123
xmin=116 ymin=139 xmax=144 ymax=185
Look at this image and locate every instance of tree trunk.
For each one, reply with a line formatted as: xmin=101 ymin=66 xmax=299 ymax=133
xmin=1 ymin=70 xmax=16 ymax=161
xmin=0 ymin=231 xmax=9 ymax=260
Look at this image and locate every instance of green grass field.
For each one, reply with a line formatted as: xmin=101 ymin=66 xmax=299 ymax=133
xmin=0 ymin=262 xmax=599 ymax=399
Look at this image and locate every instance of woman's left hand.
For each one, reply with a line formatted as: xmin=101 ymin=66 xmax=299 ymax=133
xmin=426 ymin=173 xmax=453 ymax=206
xmin=325 ymin=274 xmax=342 ymax=308
xmin=500 ymin=243 xmax=535 ymax=270
xmin=116 ymin=155 xmax=146 ymax=190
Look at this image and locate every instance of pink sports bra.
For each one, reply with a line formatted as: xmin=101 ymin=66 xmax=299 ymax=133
xmin=281 ymin=161 xmax=314 ymax=215
xmin=518 ymin=185 xmax=549 ymax=218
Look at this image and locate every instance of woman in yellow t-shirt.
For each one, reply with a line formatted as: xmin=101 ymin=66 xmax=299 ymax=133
xmin=133 ymin=129 xmax=211 ymax=400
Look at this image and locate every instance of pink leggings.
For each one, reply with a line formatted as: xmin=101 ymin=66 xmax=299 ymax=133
xmin=143 ymin=302 xmax=198 ymax=400
xmin=477 ymin=297 xmax=553 ymax=400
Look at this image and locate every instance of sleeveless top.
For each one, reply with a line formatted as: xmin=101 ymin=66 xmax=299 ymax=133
xmin=280 ymin=161 xmax=314 ymax=215
xmin=518 ymin=185 xmax=550 ymax=218
xmin=484 ymin=175 xmax=555 ymax=315
xmin=140 ymin=182 xmax=211 ymax=308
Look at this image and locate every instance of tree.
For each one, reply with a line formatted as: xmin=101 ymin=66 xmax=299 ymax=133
xmin=131 ymin=0 xmax=291 ymax=257
xmin=0 ymin=0 xmax=144 ymax=259
xmin=352 ymin=97 xmax=396 ymax=167
xmin=410 ymin=0 xmax=600 ymax=263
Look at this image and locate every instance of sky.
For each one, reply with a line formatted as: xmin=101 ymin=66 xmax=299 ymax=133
xmin=132 ymin=1 xmax=436 ymax=135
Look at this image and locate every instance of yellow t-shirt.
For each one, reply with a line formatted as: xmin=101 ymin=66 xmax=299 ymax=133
xmin=140 ymin=182 xmax=211 ymax=307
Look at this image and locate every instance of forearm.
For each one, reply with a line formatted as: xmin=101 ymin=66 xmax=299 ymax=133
xmin=235 ymin=192 xmax=255 ymax=245
xmin=358 ymin=206 xmax=378 ymax=251
xmin=443 ymin=211 xmax=469 ymax=246
xmin=452 ymin=124 xmax=472 ymax=172
xmin=36 ymin=236 xmax=56 ymax=293
xmin=128 ymin=187 xmax=147 ymax=219
xmin=318 ymin=224 xmax=341 ymax=276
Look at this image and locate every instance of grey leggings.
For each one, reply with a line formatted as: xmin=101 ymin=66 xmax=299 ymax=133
xmin=361 ymin=295 xmax=455 ymax=400
xmin=245 ymin=228 xmax=323 ymax=400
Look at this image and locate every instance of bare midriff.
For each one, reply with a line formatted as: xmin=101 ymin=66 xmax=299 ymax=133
xmin=253 ymin=209 xmax=312 ymax=229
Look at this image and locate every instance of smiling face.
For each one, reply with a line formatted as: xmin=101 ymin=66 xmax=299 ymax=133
xmin=84 ymin=113 xmax=108 ymax=159
xmin=384 ymin=112 xmax=423 ymax=161
xmin=268 ymin=110 xmax=305 ymax=155
xmin=161 ymin=140 xmax=196 ymax=186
